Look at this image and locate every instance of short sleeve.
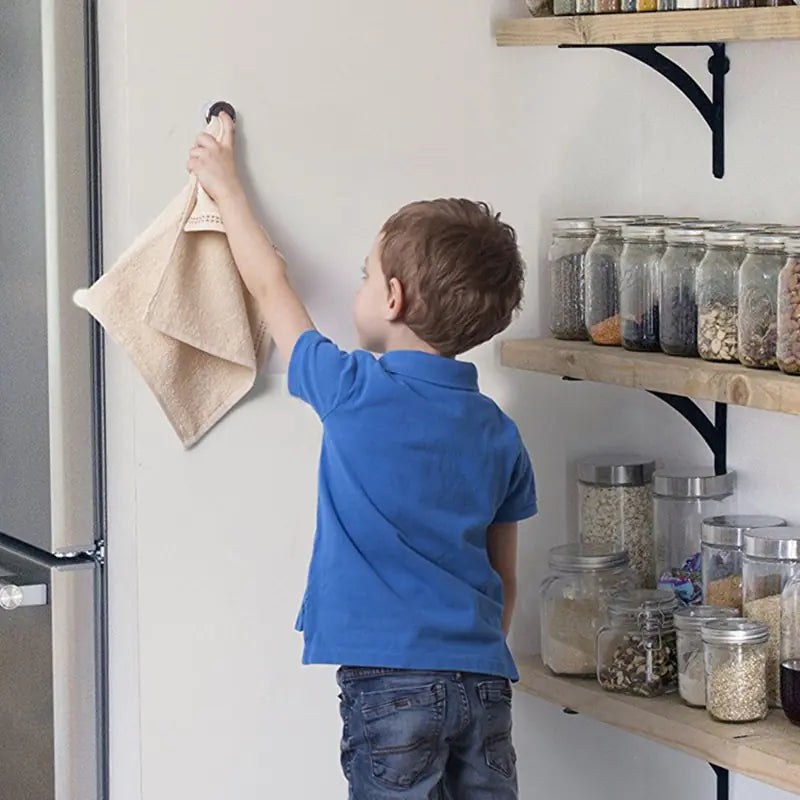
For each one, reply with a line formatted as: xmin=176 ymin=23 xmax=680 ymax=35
xmin=494 ymin=444 xmax=537 ymax=524
xmin=288 ymin=330 xmax=359 ymax=419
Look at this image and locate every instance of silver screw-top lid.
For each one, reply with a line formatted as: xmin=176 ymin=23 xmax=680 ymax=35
xmin=594 ymin=215 xmax=642 ymax=232
xmin=701 ymin=618 xmax=770 ymax=646
xmin=665 ymin=227 xmax=708 ymax=245
xmin=622 ymin=224 xmax=666 ymax=241
xmin=746 ymin=233 xmax=787 ymax=251
xmin=652 ymin=468 xmax=736 ymax=499
xmin=660 ymin=216 xmax=700 ymax=225
xmin=702 ymin=515 xmax=787 ymax=548
xmin=683 ymin=220 xmax=738 ymax=229
xmin=743 ymin=527 xmax=800 ymax=561
xmin=674 ymin=605 xmax=739 ymax=632
xmin=553 ymin=217 xmax=595 ymax=234
xmin=577 ymin=455 xmax=656 ymax=487
xmin=785 ymin=238 xmax=800 ymax=256
xmin=608 ymin=588 xmax=679 ymax=620
xmin=705 ymin=229 xmax=749 ymax=247
xmin=548 ymin=543 xmax=629 ymax=572
xmin=768 ymin=225 xmax=800 ymax=236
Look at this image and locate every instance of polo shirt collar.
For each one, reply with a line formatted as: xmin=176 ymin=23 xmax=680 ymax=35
xmin=380 ymin=350 xmax=478 ymax=391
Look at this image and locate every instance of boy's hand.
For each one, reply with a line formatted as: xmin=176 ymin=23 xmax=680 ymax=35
xmin=187 ymin=111 xmax=242 ymax=204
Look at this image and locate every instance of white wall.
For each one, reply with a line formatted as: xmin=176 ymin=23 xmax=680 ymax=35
xmin=101 ymin=1 xmax=800 ymax=798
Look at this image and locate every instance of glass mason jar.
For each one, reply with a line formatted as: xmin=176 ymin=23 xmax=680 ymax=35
xmin=702 ymin=515 xmax=786 ymax=612
xmin=675 ymin=605 xmax=739 ymax=707
xmin=548 ymin=218 xmax=595 ymax=341
xmin=540 ymin=544 xmax=633 ymax=677
xmin=738 ymin=234 xmax=787 ymax=369
xmin=781 ymin=572 xmax=800 ymax=725
xmin=743 ymin=527 xmax=800 ymax=707
xmin=703 ymin=619 xmax=770 ymax=723
xmin=597 ymin=589 xmax=679 ymax=697
xmin=585 ymin=217 xmax=639 ymax=346
xmin=696 ymin=230 xmax=748 ymax=363
xmin=578 ymin=456 xmax=656 ymax=589
xmin=659 ymin=228 xmax=707 ymax=357
xmin=777 ymin=240 xmax=800 ymax=375
xmin=654 ymin=470 xmax=736 ymax=605
xmin=620 ymin=225 xmax=666 ymax=352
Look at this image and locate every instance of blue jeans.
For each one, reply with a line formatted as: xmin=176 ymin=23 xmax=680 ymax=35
xmin=337 ymin=667 xmax=518 ymax=799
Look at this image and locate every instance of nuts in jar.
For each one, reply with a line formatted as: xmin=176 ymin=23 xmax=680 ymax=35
xmin=777 ymin=240 xmax=800 ymax=375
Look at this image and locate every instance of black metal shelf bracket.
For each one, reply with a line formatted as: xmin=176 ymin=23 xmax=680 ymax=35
xmin=560 ymin=42 xmax=730 ymax=179
xmin=711 ymin=763 xmax=730 ymax=800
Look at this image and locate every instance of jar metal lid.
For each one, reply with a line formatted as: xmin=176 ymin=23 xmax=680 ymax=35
xmin=577 ymin=455 xmax=656 ymax=487
xmin=705 ymin=230 xmax=748 ymax=247
xmin=785 ymin=238 xmax=800 ymax=255
xmin=769 ymin=226 xmax=800 ymax=236
xmin=701 ymin=515 xmax=787 ymax=548
xmin=595 ymin=215 xmax=641 ymax=231
xmin=701 ymin=618 xmax=769 ymax=646
xmin=682 ymin=220 xmax=737 ymax=231
xmin=660 ymin=217 xmax=700 ymax=224
xmin=548 ymin=543 xmax=629 ymax=572
xmin=665 ymin=227 xmax=707 ymax=244
xmin=743 ymin=527 xmax=800 ymax=560
xmin=608 ymin=588 xmax=679 ymax=617
xmin=652 ymin=469 xmax=736 ymax=499
xmin=553 ymin=217 xmax=595 ymax=234
xmin=622 ymin=224 xmax=665 ymax=241
xmin=746 ymin=233 xmax=787 ymax=250
xmin=674 ymin=605 xmax=739 ymax=631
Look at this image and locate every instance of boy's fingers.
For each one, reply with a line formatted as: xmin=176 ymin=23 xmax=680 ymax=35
xmin=195 ymin=132 xmax=218 ymax=150
xmin=219 ymin=111 xmax=235 ymax=147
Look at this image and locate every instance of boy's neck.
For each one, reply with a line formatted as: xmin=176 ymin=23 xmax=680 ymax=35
xmin=382 ymin=326 xmax=442 ymax=357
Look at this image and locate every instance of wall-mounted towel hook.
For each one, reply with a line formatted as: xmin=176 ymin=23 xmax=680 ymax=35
xmin=205 ymin=101 xmax=236 ymax=123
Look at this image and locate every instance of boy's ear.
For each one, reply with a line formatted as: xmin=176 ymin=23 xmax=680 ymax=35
xmin=385 ymin=276 xmax=405 ymax=322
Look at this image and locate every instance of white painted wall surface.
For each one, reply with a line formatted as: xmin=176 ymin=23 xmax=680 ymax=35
xmin=100 ymin=1 xmax=800 ymax=798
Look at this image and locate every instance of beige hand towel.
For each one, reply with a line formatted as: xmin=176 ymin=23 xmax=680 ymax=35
xmin=74 ymin=119 xmax=269 ymax=447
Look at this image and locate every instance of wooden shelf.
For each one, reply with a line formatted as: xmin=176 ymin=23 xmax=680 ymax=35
xmin=501 ymin=338 xmax=800 ymax=416
xmin=517 ymin=656 xmax=800 ymax=794
xmin=495 ymin=7 xmax=800 ymax=47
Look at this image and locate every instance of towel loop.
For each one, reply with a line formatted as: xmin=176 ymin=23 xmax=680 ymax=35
xmin=205 ymin=101 xmax=236 ymax=123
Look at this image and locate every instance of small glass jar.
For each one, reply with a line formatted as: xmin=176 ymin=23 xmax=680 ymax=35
xmin=675 ymin=605 xmax=739 ymax=707
xmin=578 ymin=456 xmax=656 ymax=589
xmin=540 ymin=544 xmax=633 ymax=677
xmin=702 ymin=515 xmax=786 ymax=612
xmin=597 ymin=589 xmax=679 ymax=697
xmin=552 ymin=0 xmax=576 ymax=15
xmin=743 ymin=527 xmax=800 ymax=707
xmin=620 ymin=225 xmax=666 ymax=352
xmin=637 ymin=0 xmax=657 ymax=10
xmin=703 ymin=618 xmax=770 ymax=723
xmin=696 ymin=230 xmax=748 ymax=363
xmin=593 ymin=0 xmax=621 ymax=12
xmin=781 ymin=573 xmax=800 ymax=724
xmin=654 ymin=469 xmax=736 ymax=605
xmin=738 ymin=234 xmax=787 ymax=369
xmin=548 ymin=218 xmax=595 ymax=341
xmin=777 ymin=240 xmax=800 ymax=376
xmin=659 ymin=228 xmax=707 ymax=357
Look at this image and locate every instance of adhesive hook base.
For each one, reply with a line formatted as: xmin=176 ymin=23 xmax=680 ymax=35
xmin=205 ymin=100 xmax=236 ymax=123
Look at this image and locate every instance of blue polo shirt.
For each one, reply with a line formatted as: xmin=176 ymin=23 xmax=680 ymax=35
xmin=288 ymin=330 xmax=537 ymax=680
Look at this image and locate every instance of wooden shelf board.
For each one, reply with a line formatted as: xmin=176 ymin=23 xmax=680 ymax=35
xmin=517 ymin=656 xmax=800 ymax=794
xmin=500 ymin=338 xmax=800 ymax=416
xmin=495 ymin=7 xmax=800 ymax=46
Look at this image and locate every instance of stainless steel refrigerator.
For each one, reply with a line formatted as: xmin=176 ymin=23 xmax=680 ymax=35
xmin=0 ymin=1 xmax=105 ymax=798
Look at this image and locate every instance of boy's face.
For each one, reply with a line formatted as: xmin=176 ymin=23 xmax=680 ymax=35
xmin=354 ymin=235 xmax=393 ymax=353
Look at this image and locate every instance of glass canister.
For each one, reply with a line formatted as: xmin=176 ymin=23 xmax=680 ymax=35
xmin=597 ymin=589 xmax=679 ymax=697
xmin=702 ymin=515 xmax=786 ymax=611
xmin=743 ymin=527 xmax=800 ymax=707
xmin=675 ymin=605 xmax=738 ymax=707
xmin=585 ymin=217 xmax=639 ymax=346
xmin=738 ymin=234 xmax=787 ymax=369
xmin=620 ymin=225 xmax=666 ymax=352
xmin=578 ymin=456 xmax=656 ymax=589
xmin=696 ymin=230 xmax=748 ymax=362
xmin=654 ymin=469 xmax=736 ymax=605
xmin=703 ymin=619 xmax=770 ymax=723
xmin=777 ymin=240 xmax=800 ymax=375
xmin=659 ymin=227 xmax=707 ymax=357
xmin=548 ymin=218 xmax=595 ymax=341
xmin=540 ymin=544 xmax=633 ymax=677
xmin=781 ymin=572 xmax=800 ymax=724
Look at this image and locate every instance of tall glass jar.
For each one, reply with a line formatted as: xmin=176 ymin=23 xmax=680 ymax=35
xmin=654 ymin=470 xmax=736 ymax=605
xmin=548 ymin=218 xmax=595 ymax=341
xmin=703 ymin=619 xmax=770 ymax=723
xmin=659 ymin=228 xmax=707 ymax=357
xmin=781 ymin=572 xmax=800 ymax=724
xmin=743 ymin=527 xmax=800 ymax=707
xmin=540 ymin=544 xmax=633 ymax=677
xmin=597 ymin=589 xmax=679 ymax=697
xmin=702 ymin=515 xmax=786 ymax=611
xmin=777 ymin=240 xmax=800 ymax=375
xmin=620 ymin=225 xmax=666 ymax=352
xmin=675 ymin=605 xmax=738 ymax=707
xmin=738 ymin=234 xmax=786 ymax=369
xmin=696 ymin=230 xmax=748 ymax=362
xmin=585 ymin=217 xmax=639 ymax=346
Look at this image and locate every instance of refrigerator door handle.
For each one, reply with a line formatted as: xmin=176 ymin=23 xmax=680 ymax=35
xmin=0 ymin=580 xmax=48 ymax=610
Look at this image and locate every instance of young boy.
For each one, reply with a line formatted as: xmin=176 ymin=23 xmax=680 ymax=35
xmin=188 ymin=113 xmax=536 ymax=799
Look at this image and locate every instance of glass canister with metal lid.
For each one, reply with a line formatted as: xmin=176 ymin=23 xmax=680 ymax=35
xmin=597 ymin=589 xmax=679 ymax=697
xmin=548 ymin=218 xmax=595 ymax=341
xmin=540 ymin=544 xmax=634 ymax=677
xmin=777 ymin=239 xmax=800 ymax=375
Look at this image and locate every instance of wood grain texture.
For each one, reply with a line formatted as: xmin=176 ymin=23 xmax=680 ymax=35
xmin=517 ymin=656 xmax=800 ymax=794
xmin=495 ymin=7 xmax=800 ymax=46
xmin=500 ymin=338 xmax=800 ymax=415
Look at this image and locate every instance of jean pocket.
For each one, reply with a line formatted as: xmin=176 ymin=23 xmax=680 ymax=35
xmin=477 ymin=679 xmax=516 ymax=779
xmin=361 ymin=681 xmax=445 ymax=790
